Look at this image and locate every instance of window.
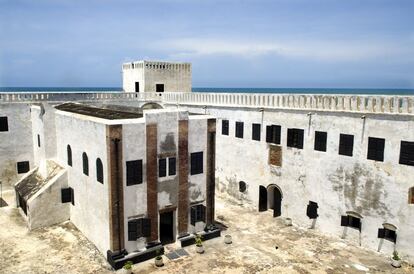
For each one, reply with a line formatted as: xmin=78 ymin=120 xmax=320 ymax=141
xmin=306 ymin=201 xmax=319 ymax=219
xmin=135 ymin=82 xmax=139 ymax=93
xmin=409 ymin=187 xmax=414 ymax=204
xmin=314 ymin=131 xmax=327 ymax=152
xmin=126 ymin=160 xmax=143 ymax=186
xmin=82 ymin=152 xmax=89 ymax=176
xmin=61 ymin=187 xmax=74 ymax=205
xmin=399 ymin=141 xmax=414 ymax=166
xmin=128 ymin=218 xmax=151 ymax=241
xmin=156 ymin=84 xmax=164 ymax=92
xmin=339 ymin=134 xmax=354 ymax=156
xmin=341 ymin=215 xmax=361 ymax=231
xmin=96 ymin=158 xmax=103 ymax=184
xmin=159 ymin=158 xmax=167 ymax=177
xmin=190 ymin=152 xmax=203 ymax=175
xmin=190 ymin=204 xmax=206 ymax=225
xmin=367 ymin=137 xmax=385 ymax=161
xmin=37 ymin=134 xmax=41 ymax=147
xmin=168 ymin=157 xmax=176 ymax=176
xmin=0 ymin=117 xmax=8 ymax=132
xmin=252 ymin=123 xmax=261 ymax=141
xmin=378 ymin=227 xmax=397 ymax=243
xmin=222 ymin=120 xmax=229 ymax=136
xmin=235 ymin=122 xmax=244 ymax=138
xmin=266 ymin=125 xmax=281 ymax=144
xmin=67 ymin=145 xmax=72 ymax=166
xmin=287 ymin=128 xmax=304 ymax=149
xmin=239 ymin=181 xmax=247 ymax=192
xmin=17 ymin=161 xmax=30 ymax=174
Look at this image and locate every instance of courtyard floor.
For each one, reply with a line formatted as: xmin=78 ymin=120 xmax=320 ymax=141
xmin=0 ymin=189 xmax=413 ymax=274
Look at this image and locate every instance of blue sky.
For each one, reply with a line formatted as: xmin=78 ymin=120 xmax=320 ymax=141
xmin=0 ymin=0 xmax=413 ymax=88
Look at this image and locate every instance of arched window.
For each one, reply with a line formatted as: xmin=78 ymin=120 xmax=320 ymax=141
xmin=96 ymin=158 xmax=103 ymax=184
xmin=239 ymin=181 xmax=247 ymax=192
xmin=67 ymin=145 xmax=72 ymax=166
xmin=409 ymin=187 xmax=414 ymax=204
xmin=82 ymin=152 xmax=89 ymax=176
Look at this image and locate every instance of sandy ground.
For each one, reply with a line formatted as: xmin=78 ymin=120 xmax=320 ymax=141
xmin=0 ymin=189 xmax=413 ymax=274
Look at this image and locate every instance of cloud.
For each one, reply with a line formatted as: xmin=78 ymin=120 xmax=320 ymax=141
xmin=155 ymin=37 xmax=414 ymax=63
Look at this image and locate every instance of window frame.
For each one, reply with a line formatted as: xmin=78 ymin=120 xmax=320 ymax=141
xmin=339 ymin=134 xmax=354 ymax=157
xmin=126 ymin=159 xmax=143 ymax=186
xmin=252 ymin=123 xmax=261 ymax=141
xmin=235 ymin=121 xmax=244 ymax=139
xmin=314 ymin=131 xmax=327 ymax=152
xmin=222 ymin=120 xmax=229 ymax=136
xmin=367 ymin=137 xmax=385 ymax=162
xmin=82 ymin=152 xmax=89 ymax=176
xmin=266 ymin=124 xmax=281 ymax=145
xmin=190 ymin=151 xmax=203 ymax=175
xmin=287 ymin=128 xmax=304 ymax=149
xmin=0 ymin=116 xmax=8 ymax=132
xmin=399 ymin=141 xmax=414 ymax=166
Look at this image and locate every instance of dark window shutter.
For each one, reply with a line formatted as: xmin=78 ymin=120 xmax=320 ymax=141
xmin=252 ymin=123 xmax=261 ymax=141
xmin=235 ymin=122 xmax=244 ymax=138
xmin=190 ymin=152 xmax=203 ymax=175
xmin=385 ymin=229 xmax=397 ymax=243
xmin=61 ymin=188 xmax=72 ymax=203
xmin=159 ymin=158 xmax=167 ymax=177
xmin=17 ymin=161 xmax=30 ymax=174
xmin=314 ymin=131 xmax=327 ymax=152
xmin=222 ymin=120 xmax=229 ymax=135
xmin=377 ymin=228 xmax=385 ymax=239
xmin=96 ymin=158 xmax=104 ymax=184
xmin=136 ymin=218 xmax=143 ymax=238
xmin=349 ymin=216 xmax=361 ymax=231
xmin=340 ymin=215 xmax=349 ymax=226
xmin=128 ymin=220 xmax=138 ymax=241
xmin=339 ymin=134 xmax=354 ymax=156
xmin=70 ymin=187 xmax=75 ymax=205
xmin=142 ymin=218 xmax=151 ymax=237
xmin=67 ymin=145 xmax=72 ymax=166
xmin=266 ymin=126 xmax=273 ymax=143
xmin=297 ymin=129 xmax=304 ymax=149
xmin=0 ymin=116 xmax=8 ymax=132
xmin=274 ymin=125 xmax=281 ymax=144
xmin=191 ymin=206 xmax=196 ymax=225
xmin=287 ymin=129 xmax=294 ymax=147
xmin=399 ymin=141 xmax=414 ymax=166
xmin=168 ymin=157 xmax=176 ymax=176
xmin=306 ymin=201 xmax=318 ymax=219
xmin=37 ymin=134 xmax=41 ymax=147
xmin=126 ymin=160 xmax=143 ymax=186
xmin=82 ymin=152 xmax=89 ymax=175
xmin=367 ymin=137 xmax=385 ymax=161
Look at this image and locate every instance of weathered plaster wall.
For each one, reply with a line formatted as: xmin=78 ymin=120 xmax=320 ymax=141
xmin=55 ymin=112 xmax=110 ymax=255
xmin=171 ymin=104 xmax=414 ymax=263
xmin=27 ymin=168 xmax=69 ymax=230
xmin=122 ymin=65 xmax=145 ymax=93
xmin=0 ymin=103 xmax=34 ymax=187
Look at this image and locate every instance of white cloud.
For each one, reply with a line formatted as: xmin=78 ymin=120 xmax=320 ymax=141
xmin=155 ymin=37 xmax=414 ymax=63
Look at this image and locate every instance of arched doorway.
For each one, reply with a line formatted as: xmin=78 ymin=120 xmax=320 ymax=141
xmin=259 ymin=185 xmax=267 ymax=211
xmin=267 ymin=184 xmax=282 ymax=217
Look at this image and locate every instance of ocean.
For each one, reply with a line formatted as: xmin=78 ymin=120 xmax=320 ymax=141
xmin=0 ymin=87 xmax=414 ymax=95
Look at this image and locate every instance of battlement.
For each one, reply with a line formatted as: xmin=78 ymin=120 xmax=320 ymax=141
xmin=122 ymin=60 xmax=191 ymax=71
xmin=2 ymin=91 xmax=412 ymax=116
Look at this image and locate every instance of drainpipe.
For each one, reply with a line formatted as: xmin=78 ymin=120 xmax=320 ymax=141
xmin=112 ymin=138 xmax=122 ymax=252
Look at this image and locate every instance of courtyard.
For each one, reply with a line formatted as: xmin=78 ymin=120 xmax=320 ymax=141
xmin=0 ymin=189 xmax=412 ymax=274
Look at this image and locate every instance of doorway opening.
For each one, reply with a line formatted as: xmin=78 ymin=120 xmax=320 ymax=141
xmin=135 ymin=82 xmax=140 ymax=92
xmin=259 ymin=185 xmax=267 ymax=211
xmin=159 ymin=211 xmax=174 ymax=245
xmin=267 ymin=184 xmax=282 ymax=217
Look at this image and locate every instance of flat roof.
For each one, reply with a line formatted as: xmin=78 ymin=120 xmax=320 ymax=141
xmin=55 ymin=103 xmax=143 ymax=120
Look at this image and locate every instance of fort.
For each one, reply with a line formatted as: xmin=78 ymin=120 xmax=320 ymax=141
xmin=1 ymin=60 xmax=414 ymax=270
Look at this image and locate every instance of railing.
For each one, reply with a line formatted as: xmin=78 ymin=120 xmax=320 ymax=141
xmin=0 ymin=91 xmax=162 ymax=103
xmin=161 ymin=92 xmax=414 ymax=115
xmin=1 ymin=91 xmax=413 ymax=115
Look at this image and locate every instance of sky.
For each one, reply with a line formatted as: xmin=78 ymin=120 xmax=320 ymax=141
xmin=0 ymin=0 xmax=413 ymax=88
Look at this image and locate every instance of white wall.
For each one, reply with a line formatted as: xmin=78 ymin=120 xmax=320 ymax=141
xmin=171 ymin=104 xmax=414 ymax=263
xmin=55 ymin=112 xmax=110 ymax=255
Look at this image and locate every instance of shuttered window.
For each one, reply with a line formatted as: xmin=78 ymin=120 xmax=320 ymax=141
xmin=17 ymin=161 xmax=30 ymax=174
xmin=399 ymin=141 xmax=414 ymax=166
xmin=128 ymin=218 xmax=151 ymax=241
xmin=378 ymin=228 xmax=397 ymax=243
xmin=222 ymin=120 xmax=229 ymax=136
xmin=266 ymin=125 xmax=281 ymax=144
xmin=235 ymin=122 xmax=244 ymax=138
xmin=159 ymin=158 xmax=167 ymax=177
xmin=287 ymin=128 xmax=304 ymax=149
xmin=314 ymin=131 xmax=327 ymax=152
xmin=126 ymin=160 xmax=143 ymax=186
xmin=168 ymin=157 xmax=176 ymax=176
xmin=339 ymin=134 xmax=354 ymax=156
xmin=190 ymin=204 xmax=206 ymax=225
xmin=190 ymin=152 xmax=203 ymax=175
xmin=82 ymin=152 xmax=89 ymax=176
xmin=96 ymin=158 xmax=104 ymax=184
xmin=367 ymin=137 xmax=385 ymax=161
xmin=0 ymin=117 xmax=8 ymax=132
xmin=67 ymin=145 xmax=72 ymax=166
xmin=306 ymin=201 xmax=319 ymax=219
xmin=341 ymin=215 xmax=361 ymax=231
xmin=252 ymin=123 xmax=261 ymax=141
